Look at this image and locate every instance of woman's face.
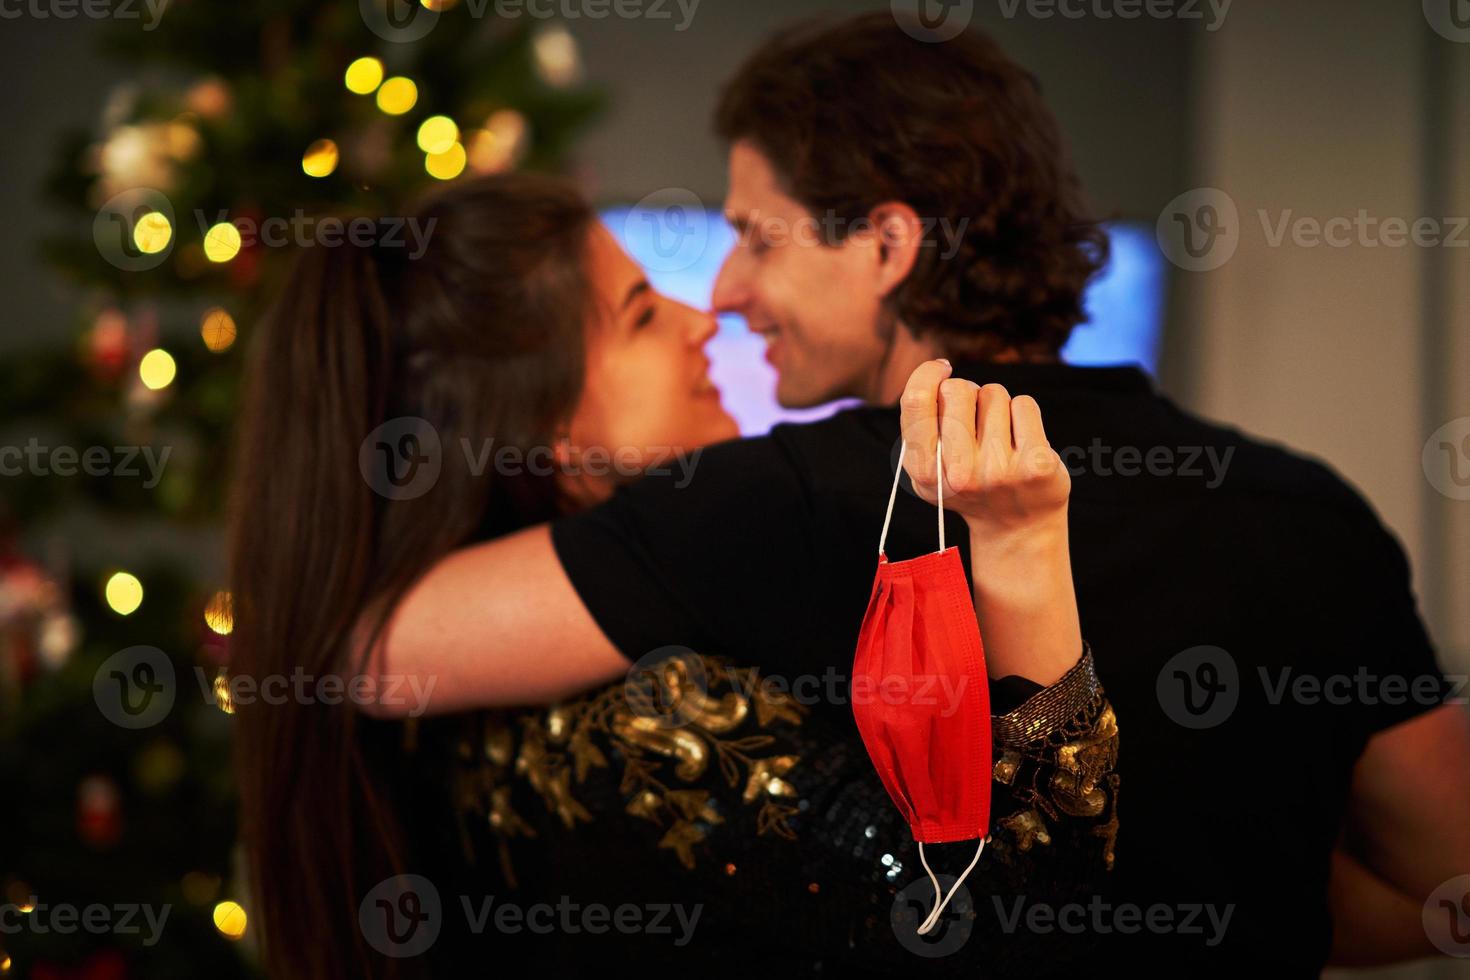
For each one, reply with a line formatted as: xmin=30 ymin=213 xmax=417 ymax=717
xmin=561 ymin=224 xmax=739 ymax=504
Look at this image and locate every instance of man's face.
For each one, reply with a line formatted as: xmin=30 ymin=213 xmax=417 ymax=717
xmin=712 ymin=141 xmax=892 ymax=408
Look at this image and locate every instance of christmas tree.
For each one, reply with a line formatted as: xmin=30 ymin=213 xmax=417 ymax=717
xmin=0 ymin=1 xmax=603 ymax=975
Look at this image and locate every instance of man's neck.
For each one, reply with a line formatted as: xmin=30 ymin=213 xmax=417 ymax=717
xmin=867 ymin=323 xmax=943 ymax=404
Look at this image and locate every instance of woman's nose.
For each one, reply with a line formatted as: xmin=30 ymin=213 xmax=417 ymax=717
xmin=688 ymin=307 xmax=719 ymax=346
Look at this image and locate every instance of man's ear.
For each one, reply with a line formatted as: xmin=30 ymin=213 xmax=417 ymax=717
xmin=868 ymin=201 xmax=924 ymax=299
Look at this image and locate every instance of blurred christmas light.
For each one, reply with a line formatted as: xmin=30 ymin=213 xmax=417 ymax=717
xmin=204 ymin=590 xmax=234 ymax=635
xmin=301 ymin=139 xmax=339 ymax=178
xmin=344 ymin=56 xmax=384 ymax=95
xmin=533 ymin=25 xmax=582 ymax=87
xmin=212 ymin=669 xmax=235 ymax=714
xmin=422 ymin=0 xmax=458 ymax=8
xmin=466 ymin=129 xmax=508 ymax=174
xmin=139 ymin=348 xmax=176 ymax=390
xmin=425 ymin=142 xmax=467 ymax=180
xmin=200 ymin=307 xmax=237 ymax=352
xmin=104 ymin=571 xmax=143 ymax=616
xmin=376 ymin=77 xmax=418 ymax=116
xmin=212 ymin=901 xmax=247 ymax=941
xmin=203 ymin=221 xmax=242 ymax=263
xmin=416 ymin=115 xmax=459 ymax=155
xmin=0 ymin=954 xmax=10 ymax=973
xmin=132 ymin=210 xmax=172 ymax=255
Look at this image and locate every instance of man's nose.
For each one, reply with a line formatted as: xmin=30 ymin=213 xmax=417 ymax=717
xmin=711 ymin=249 xmax=747 ymax=314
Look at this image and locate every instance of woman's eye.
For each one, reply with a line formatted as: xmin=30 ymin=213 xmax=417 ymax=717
xmin=635 ymin=306 xmax=656 ymax=329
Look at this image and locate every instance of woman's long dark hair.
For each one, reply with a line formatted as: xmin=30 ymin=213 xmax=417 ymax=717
xmin=228 ymin=174 xmax=596 ymax=979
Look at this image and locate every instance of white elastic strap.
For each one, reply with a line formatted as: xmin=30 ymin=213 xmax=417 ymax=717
xmin=876 ymin=436 xmax=947 ymax=557
xmin=915 ymin=837 xmax=986 ymax=935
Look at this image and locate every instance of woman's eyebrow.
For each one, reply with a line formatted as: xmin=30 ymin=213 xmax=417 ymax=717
xmin=621 ymin=279 xmax=652 ymax=310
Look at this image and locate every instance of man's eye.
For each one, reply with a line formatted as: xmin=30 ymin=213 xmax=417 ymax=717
xmin=635 ymin=307 xmax=656 ymax=329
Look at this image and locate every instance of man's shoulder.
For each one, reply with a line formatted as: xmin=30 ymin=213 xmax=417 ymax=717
xmin=1137 ymin=398 xmax=1386 ymax=532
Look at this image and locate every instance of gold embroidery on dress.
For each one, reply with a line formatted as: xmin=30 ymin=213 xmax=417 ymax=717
xmin=455 ymin=654 xmax=808 ymax=873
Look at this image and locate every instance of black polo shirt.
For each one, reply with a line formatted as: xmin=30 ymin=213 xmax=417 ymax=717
xmin=549 ymin=359 xmax=1447 ymax=973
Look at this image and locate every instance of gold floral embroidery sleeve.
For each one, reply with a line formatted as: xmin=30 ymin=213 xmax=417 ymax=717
xmin=987 ymin=643 xmax=1120 ymax=878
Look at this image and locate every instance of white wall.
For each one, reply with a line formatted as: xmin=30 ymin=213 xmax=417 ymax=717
xmin=1186 ymin=3 xmax=1468 ymax=976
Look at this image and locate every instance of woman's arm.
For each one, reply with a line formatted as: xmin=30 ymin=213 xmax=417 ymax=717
xmin=370 ymin=359 xmax=1087 ymax=716
xmin=362 ymin=524 xmax=630 ymax=715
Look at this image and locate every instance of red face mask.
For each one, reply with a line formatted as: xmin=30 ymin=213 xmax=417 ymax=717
xmin=852 ymin=438 xmax=991 ymax=934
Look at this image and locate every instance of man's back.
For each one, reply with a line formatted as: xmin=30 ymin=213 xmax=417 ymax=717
xmin=551 ymin=359 xmax=1446 ymax=972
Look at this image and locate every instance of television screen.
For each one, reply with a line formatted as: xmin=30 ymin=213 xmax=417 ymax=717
xmin=602 ymin=207 xmax=1165 ymax=436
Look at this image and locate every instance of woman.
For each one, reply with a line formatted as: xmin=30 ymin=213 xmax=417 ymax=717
xmin=228 ymin=173 xmax=738 ymax=978
xmin=230 ymin=174 xmax=1117 ymax=978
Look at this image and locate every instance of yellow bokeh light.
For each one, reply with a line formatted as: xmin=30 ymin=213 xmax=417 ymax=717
xmin=344 ymin=56 xmax=384 ymax=95
xmin=204 ymin=590 xmax=234 ymax=635
xmin=200 ymin=307 xmax=237 ymax=352
xmin=425 ymin=142 xmax=467 ymax=181
xmin=416 ymin=115 xmax=459 ymax=155
xmin=139 ymin=348 xmax=177 ymax=390
xmin=301 ymin=139 xmax=339 ymax=178
xmin=213 ymin=900 xmax=247 ymax=940
xmin=203 ymin=221 xmax=242 ymax=263
xmin=132 ymin=211 xmax=172 ymax=255
xmin=375 ymin=76 xmax=418 ymax=116
xmin=105 ymin=571 xmax=144 ymax=616
xmin=1 ymin=954 xmax=10 ymax=973
xmin=422 ymin=0 xmax=458 ymax=8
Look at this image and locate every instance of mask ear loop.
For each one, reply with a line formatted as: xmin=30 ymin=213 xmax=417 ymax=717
xmin=877 ymin=436 xmax=947 ymax=557
xmin=916 ymin=836 xmax=986 ymax=935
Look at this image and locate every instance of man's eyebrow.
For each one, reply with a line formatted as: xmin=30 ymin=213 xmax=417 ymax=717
xmin=621 ymin=279 xmax=651 ymax=310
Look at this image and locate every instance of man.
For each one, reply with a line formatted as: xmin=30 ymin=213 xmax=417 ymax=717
xmin=374 ymin=12 xmax=1470 ymax=972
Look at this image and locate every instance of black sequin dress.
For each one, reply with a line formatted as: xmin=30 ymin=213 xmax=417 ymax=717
xmin=393 ymin=650 xmax=1118 ymax=978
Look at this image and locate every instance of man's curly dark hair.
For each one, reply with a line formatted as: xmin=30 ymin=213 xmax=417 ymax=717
xmin=714 ymin=12 xmax=1109 ymax=360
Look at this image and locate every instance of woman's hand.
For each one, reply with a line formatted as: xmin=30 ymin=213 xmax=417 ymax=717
xmin=898 ymin=358 xmax=1082 ymax=686
xmin=898 ymin=358 xmax=1070 ymax=541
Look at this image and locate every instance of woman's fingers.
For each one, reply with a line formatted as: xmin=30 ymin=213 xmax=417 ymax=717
xmin=978 ymin=383 xmax=1013 ymax=466
xmin=937 ymin=377 xmax=980 ymax=491
xmin=899 ymin=359 xmax=954 ymax=490
xmin=1010 ymin=394 xmax=1047 ymax=449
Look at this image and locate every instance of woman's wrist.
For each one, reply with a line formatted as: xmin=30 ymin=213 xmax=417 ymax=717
xmin=966 ymin=516 xmax=1082 ymax=686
